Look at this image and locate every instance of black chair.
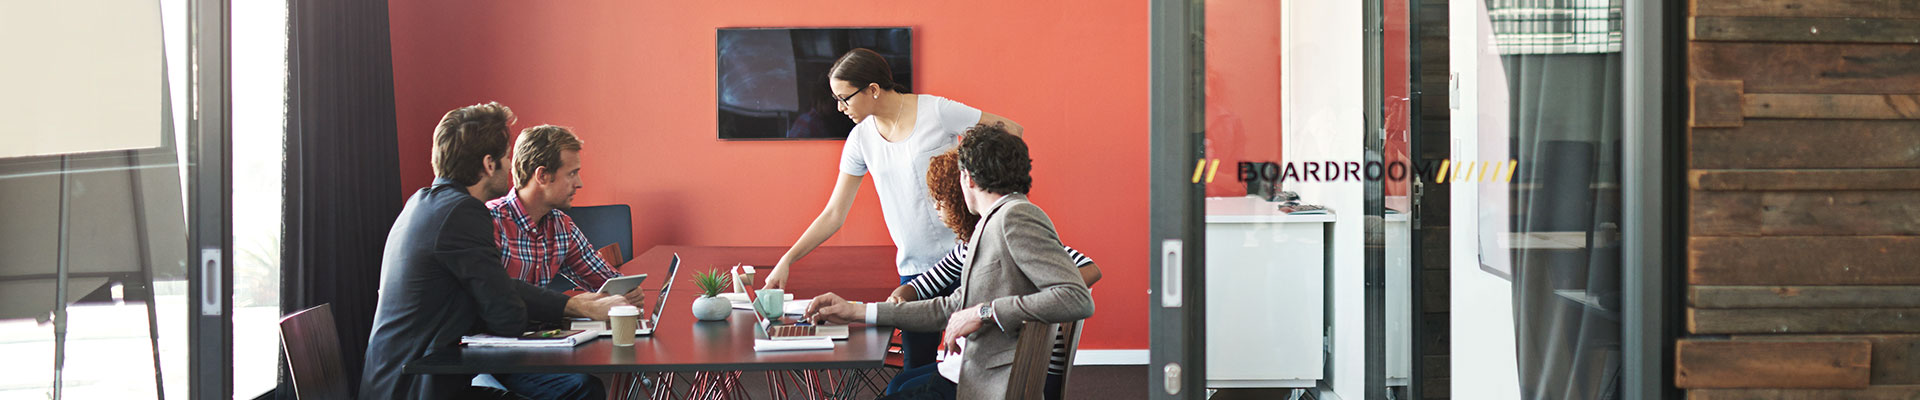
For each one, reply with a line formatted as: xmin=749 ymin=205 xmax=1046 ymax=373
xmin=567 ymin=204 xmax=633 ymax=262
xmin=549 ymin=204 xmax=633 ymax=292
xmin=279 ymin=304 xmax=352 ymax=400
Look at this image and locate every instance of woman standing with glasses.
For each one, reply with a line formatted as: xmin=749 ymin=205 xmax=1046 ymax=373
xmin=762 ymin=48 xmax=1021 ymax=370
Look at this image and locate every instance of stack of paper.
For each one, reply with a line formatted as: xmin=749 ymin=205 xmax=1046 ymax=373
xmin=731 ymin=298 xmax=811 ymax=315
xmin=460 ymin=330 xmax=596 ymax=348
xmin=754 ymin=338 xmax=833 ymax=352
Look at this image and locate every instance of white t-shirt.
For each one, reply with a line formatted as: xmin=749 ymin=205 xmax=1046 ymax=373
xmin=839 ymin=94 xmax=983 ymax=277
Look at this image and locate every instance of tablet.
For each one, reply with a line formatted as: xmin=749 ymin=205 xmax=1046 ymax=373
xmin=597 ymin=274 xmax=647 ymax=295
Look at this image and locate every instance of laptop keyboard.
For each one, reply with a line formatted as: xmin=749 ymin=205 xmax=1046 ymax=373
xmin=769 ymin=325 xmax=816 ymax=337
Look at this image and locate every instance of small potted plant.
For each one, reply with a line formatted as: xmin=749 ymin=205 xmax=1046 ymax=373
xmin=690 ymin=269 xmax=733 ymax=321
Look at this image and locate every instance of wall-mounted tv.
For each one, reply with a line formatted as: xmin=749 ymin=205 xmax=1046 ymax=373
xmin=717 ymin=27 xmax=912 ymax=140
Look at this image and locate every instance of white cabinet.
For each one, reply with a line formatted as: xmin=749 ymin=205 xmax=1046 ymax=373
xmin=1204 ymin=197 xmax=1331 ymax=389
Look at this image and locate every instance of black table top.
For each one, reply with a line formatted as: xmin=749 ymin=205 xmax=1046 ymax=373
xmin=403 ymin=245 xmax=901 ymax=375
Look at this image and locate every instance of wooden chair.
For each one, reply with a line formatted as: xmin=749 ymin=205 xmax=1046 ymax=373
xmin=1050 ymin=320 xmax=1087 ymax=400
xmin=279 ymin=304 xmax=352 ymax=400
xmin=596 ymin=243 xmax=624 ymax=265
xmin=1005 ymin=321 xmax=1059 ymax=400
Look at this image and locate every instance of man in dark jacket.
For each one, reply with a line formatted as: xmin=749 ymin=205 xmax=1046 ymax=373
xmin=359 ymin=102 xmax=629 ymax=399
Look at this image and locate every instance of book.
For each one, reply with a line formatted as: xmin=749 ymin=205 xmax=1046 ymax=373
xmin=460 ymin=329 xmax=595 ymax=348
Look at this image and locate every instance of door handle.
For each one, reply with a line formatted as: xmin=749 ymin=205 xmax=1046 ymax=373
xmin=1161 ymin=239 xmax=1182 ymax=308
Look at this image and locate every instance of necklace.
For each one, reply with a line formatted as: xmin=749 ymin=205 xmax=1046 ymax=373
xmin=878 ymin=94 xmax=911 ymax=140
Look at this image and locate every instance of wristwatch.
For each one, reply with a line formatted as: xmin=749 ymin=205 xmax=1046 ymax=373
xmin=977 ymin=303 xmax=995 ymax=325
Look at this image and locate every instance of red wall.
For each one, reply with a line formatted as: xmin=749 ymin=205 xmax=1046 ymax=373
xmin=1203 ymin=0 xmax=1283 ymax=197
xmin=389 ymin=1 xmax=1151 ymax=350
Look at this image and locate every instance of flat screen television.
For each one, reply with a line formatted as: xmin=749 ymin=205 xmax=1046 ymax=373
xmin=717 ymin=27 xmax=912 ymax=140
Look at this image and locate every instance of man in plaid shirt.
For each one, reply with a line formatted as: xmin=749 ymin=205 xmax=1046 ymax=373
xmin=487 ymin=125 xmax=639 ymax=300
xmin=483 ymin=125 xmax=646 ymax=400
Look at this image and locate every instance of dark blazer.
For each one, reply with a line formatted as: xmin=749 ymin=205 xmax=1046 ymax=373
xmin=359 ymin=178 xmax=570 ymax=399
xmin=874 ymin=194 xmax=1095 ymax=399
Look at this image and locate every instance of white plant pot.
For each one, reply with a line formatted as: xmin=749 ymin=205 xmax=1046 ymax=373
xmin=691 ymin=295 xmax=731 ymax=321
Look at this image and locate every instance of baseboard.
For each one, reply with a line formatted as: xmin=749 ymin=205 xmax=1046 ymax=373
xmin=1072 ymin=349 xmax=1149 ymax=365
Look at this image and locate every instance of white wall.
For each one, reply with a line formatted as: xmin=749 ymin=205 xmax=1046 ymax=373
xmin=1281 ymin=0 xmax=1364 ymax=398
xmin=1448 ymin=0 xmax=1523 ymax=398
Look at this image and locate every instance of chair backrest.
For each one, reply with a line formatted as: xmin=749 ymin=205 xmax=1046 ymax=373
xmin=1049 ymin=319 xmax=1087 ymax=400
xmin=280 ymin=304 xmax=352 ymax=400
xmin=566 ymin=204 xmax=633 ymax=264
xmin=1006 ymin=321 xmax=1058 ymax=400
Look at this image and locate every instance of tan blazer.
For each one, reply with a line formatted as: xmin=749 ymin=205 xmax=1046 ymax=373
xmin=875 ymin=194 xmax=1096 ymax=399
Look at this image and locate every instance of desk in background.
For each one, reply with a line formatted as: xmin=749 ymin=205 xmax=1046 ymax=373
xmin=1204 ymin=197 xmax=1332 ymax=389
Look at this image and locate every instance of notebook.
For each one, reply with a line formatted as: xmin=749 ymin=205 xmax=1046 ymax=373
xmin=461 ymin=329 xmax=595 ymax=348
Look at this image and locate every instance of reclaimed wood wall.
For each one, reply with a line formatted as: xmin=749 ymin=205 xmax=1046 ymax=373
xmin=1682 ymin=0 xmax=1920 ymax=398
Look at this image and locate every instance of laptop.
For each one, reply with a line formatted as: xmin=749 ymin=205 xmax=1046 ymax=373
xmin=575 ymin=253 xmax=680 ymax=336
xmin=750 ymin=290 xmax=849 ymax=341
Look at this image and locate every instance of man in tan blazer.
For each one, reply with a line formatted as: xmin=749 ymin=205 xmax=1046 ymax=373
xmin=806 ymin=123 xmax=1095 ymax=399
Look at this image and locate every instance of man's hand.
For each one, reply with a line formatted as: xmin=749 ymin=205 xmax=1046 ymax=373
xmin=804 ymin=292 xmax=847 ymax=320
xmin=802 ymin=292 xmax=848 ymax=313
xmin=941 ymin=304 xmax=987 ymax=353
xmin=809 ymin=303 xmax=865 ymax=325
xmin=565 ymin=292 xmax=632 ymax=320
xmin=619 ymin=286 xmax=646 ymax=311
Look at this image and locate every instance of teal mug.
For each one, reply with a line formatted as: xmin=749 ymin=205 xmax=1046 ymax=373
xmin=754 ymin=289 xmax=785 ymax=321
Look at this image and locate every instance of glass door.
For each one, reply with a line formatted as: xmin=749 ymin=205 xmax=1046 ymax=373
xmin=1147 ymin=0 xmax=1423 ymax=398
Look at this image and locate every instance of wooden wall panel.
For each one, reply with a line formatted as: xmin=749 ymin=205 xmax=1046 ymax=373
xmin=1690 ymin=120 xmax=1920 ymax=169
xmin=1690 ymin=236 xmax=1920 ymax=285
xmin=1745 ymin=94 xmax=1920 ymax=119
xmin=1694 ymin=80 xmax=1747 ymax=127
xmin=1692 ymin=42 xmax=1920 ymax=94
xmin=1689 ymin=385 xmax=1920 ymax=400
xmin=1690 ymin=308 xmax=1920 ymax=334
xmin=1693 ymin=17 xmax=1920 ymax=44
xmin=1691 ymin=190 xmax=1920 ymax=236
xmin=1692 ymin=0 xmax=1920 ymax=19
xmin=1687 ymin=0 xmax=1920 ymax=394
xmin=1677 ymin=339 xmax=1872 ymax=388
xmin=1692 ymin=169 xmax=1920 ymax=191
xmin=1693 ymin=286 xmax=1920 ymax=308
xmin=1732 ymin=335 xmax=1920 ymax=385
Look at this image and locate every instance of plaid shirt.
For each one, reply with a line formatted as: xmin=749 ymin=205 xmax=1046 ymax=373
xmin=486 ymin=194 xmax=620 ymax=291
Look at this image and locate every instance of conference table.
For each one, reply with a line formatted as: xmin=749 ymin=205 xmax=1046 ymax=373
xmin=403 ymin=245 xmax=905 ymax=399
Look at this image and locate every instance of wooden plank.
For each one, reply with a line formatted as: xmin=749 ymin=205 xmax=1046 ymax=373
xmin=1691 ymin=190 xmax=1920 ymax=236
xmin=1689 ymin=308 xmax=1920 ymax=334
xmin=1694 ymin=80 xmax=1747 ymax=127
xmin=1732 ymin=335 xmax=1920 ymax=385
xmin=1691 ymin=236 xmax=1920 ymax=285
xmin=1693 ymin=42 xmax=1920 ymax=94
xmin=1693 ymin=286 xmax=1920 ymax=308
xmin=1690 ymin=385 xmax=1920 ymax=400
xmin=1676 ymin=339 xmax=1871 ymax=388
xmin=1693 ymin=0 xmax=1920 ymax=19
xmin=1694 ymin=16 xmax=1920 ymax=44
xmin=1746 ymin=93 xmax=1920 ymax=119
xmin=1690 ymin=120 xmax=1920 ymax=169
xmin=1692 ymin=169 xmax=1920 ymax=191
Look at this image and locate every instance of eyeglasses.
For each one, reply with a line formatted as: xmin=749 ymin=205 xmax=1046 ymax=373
xmin=832 ymin=86 xmax=867 ymax=107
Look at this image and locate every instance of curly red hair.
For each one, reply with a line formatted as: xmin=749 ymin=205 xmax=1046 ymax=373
xmin=927 ymin=148 xmax=980 ymax=242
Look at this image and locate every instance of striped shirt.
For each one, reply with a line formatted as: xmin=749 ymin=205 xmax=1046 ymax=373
xmin=486 ymin=194 xmax=621 ymax=291
xmin=906 ymin=242 xmax=1094 ymax=375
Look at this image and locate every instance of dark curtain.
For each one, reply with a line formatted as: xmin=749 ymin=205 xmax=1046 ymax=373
xmin=1503 ymin=52 xmax=1625 ymax=400
xmin=279 ymin=0 xmax=400 ymax=397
